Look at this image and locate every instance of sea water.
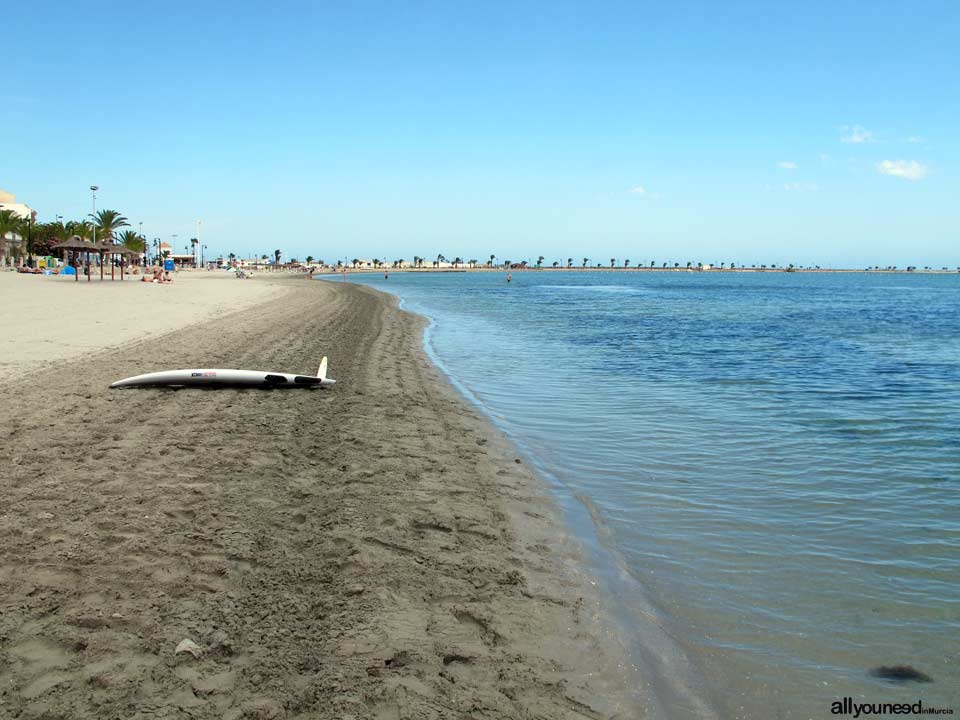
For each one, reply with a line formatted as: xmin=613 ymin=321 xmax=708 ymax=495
xmin=322 ymin=270 xmax=960 ymax=717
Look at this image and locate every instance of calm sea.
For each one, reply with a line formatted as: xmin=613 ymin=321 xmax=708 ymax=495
xmin=323 ymin=270 xmax=960 ymax=718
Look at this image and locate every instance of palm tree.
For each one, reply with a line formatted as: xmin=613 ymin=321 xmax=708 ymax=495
xmin=686 ymin=261 xmax=692 ymax=269
xmin=92 ymin=209 xmax=129 ymax=244
xmin=489 ymin=254 xmax=496 ymax=268
xmin=228 ymin=252 xmax=237 ymax=264
xmin=582 ymin=257 xmax=589 ymax=267
xmin=274 ymin=249 xmax=281 ymax=265
xmin=610 ymin=258 xmax=616 ymax=267
xmin=305 ymin=255 xmax=315 ymax=264
xmin=0 ymin=210 xmax=20 ymax=266
xmin=117 ymin=229 xmax=145 ymax=252
xmin=351 ymin=258 xmax=360 ymax=268
xmin=567 ymin=258 xmax=573 ymax=268
xmin=468 ymin=259 xmax=478 ymax=268
xmin=624 ymin=259 xmax=630 ymax=267
xmin=453 ymin=257 xmax=463 ymax=268
xmin=437 ymin=253 xmax=446 ymax=267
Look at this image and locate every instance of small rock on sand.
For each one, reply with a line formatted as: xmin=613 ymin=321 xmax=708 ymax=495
xmin=174 ymin=638 xmax=204 ymax=658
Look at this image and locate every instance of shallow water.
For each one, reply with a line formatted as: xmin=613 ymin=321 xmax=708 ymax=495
xmin=324 ymin=270 xmax=960 ymax=717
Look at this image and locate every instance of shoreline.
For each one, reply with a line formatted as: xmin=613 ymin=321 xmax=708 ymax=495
xmin=315 ymin=266 xmax=960 ymax=275
xmin=0 ymin=277 xmax=655 ymax=718
xmin=337 ymin=276 xmax=723 ymax=719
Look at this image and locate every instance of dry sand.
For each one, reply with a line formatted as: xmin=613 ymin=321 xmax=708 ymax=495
xmin=0 ymin=271 xmax=290 ymax=380
xmin=0 ymin=276 xmax=645 ymax=719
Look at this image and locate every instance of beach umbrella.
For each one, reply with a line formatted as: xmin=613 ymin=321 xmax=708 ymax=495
xmin=51 ymin=238 xmax=97 ymax=282
xmin=110 ymin=246 xmax=140 ymax=279
xmin=91 ymin=242 xmax=120 ymax=281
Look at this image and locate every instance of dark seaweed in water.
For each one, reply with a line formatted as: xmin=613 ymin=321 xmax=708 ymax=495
xmin=870 ymin=665 xmax=932 ymax=683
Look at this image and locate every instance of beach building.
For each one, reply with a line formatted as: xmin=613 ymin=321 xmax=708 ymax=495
xmin=0 ymin=190 xmax=35 ymax=220
xmin=0 ymin=190 xmax=37 ymax=266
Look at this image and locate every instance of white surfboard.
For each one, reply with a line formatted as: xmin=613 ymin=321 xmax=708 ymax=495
xmin=110 ymin=357 xmax=336 ymax=389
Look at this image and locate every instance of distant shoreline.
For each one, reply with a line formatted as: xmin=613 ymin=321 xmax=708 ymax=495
xmin=319 ymin=266 xmax=959 ymax=275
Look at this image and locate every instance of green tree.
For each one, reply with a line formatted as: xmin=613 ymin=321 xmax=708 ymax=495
xmin=0 ymin=210 xmax=19 ymax=266
xmin=92 ymin=209 xmax=130 ymax=244
xmin=274 ymin=249 xmax=281 ymax=264
xmin=117 ymin=229 xmax=145 ymax=252
xmin=582 ymin=257 xmax=589 ymax=267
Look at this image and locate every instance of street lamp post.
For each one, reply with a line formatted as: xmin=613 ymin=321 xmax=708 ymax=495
xmin=89 ymin=185 xmax=98 ymax=282
xmin=172 ymin=234 xmax=178 ymax=271
xmin=139 ymin=222 xmax=145 ymax=267
xmin=202 ymin=244 xmax=207 ymax=268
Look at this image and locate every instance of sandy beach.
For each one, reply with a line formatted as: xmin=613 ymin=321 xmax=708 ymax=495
xmin=0 ymin=271 xmax=291 ymax=381
xmin=0 ymin=275 xmax=644 ymax=719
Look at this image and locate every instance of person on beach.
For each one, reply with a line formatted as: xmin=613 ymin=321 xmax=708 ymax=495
xmin=507 ymin=272 xmax=512 ymax=283
xmin=384 ymin=270 xmax=389 ymax=279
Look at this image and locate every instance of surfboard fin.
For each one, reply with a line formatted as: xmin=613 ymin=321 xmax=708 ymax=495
xmin=317 ymin=356 xmax=328 ymax=380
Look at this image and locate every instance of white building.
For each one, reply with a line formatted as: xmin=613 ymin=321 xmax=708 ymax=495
xmin=0 ymin=189 xmax=36 ymax=220
xmin=0 ymin=190 xmax=37 ymax=266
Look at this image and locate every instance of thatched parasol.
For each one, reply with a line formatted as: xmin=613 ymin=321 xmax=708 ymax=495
xmin=107 ymin=245 xmax=141 ymax=279
xmin=51 ymin=238 xmax=97 ymax=282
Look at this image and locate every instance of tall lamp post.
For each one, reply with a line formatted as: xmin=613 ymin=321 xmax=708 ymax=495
xmin=89 ymin=185 xmax=99 ymax=282
xmin=139 ymin=222 xmax=145 ymax=267
xmin=171 ymin=234 xmax=178 ymax=271
xmin=195 ymin=219 xmax=201 ymax=268
xmin=153 ymin=238 xmax=160 ymax=267
xmin=201 ymin=244 xmax=207 ymax=268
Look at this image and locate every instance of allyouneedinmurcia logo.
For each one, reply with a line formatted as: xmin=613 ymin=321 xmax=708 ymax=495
xmin=831 ymin=698 xmax=954 ymax=716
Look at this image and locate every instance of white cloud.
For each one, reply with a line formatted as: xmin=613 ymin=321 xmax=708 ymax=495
xmin=907 ymin=136 xmax=926 ymax=144
xmin=841 ymin=124 xmax=874 ymax=144
xmin=876 ymin=159 xmax=928 ymax=181
xmin=629 ymin=185 xmax=662 ymax=200
xmin=778 ymin=161 xmax=798 ymax=169
xmin=783 ymin=182 xmax=819 ymax=192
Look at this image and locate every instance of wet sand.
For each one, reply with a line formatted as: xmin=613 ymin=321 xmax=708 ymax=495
xmin=0 ymin=277 xmax=643 ymax=719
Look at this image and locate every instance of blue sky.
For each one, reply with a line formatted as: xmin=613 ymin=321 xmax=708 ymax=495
xmin=5 ymin=1 xmax=957 ymax=266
